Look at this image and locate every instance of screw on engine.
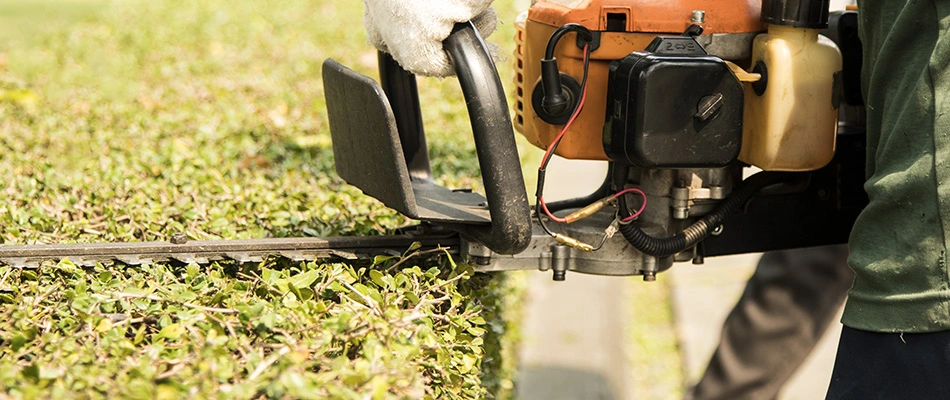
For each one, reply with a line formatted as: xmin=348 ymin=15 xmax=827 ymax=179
xmin=551 ymin=245 xmax=570 ymax=281
xmin=691 ymin=10 xmax=706 ymax=24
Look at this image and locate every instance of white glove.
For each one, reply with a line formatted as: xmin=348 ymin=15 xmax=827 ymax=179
xmin=362 ymin=0 xmax=498 ymax=78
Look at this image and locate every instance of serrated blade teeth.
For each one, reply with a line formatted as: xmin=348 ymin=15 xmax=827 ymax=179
xmin=224 ymin=253 xmax=264 ymax=263
xmin=76 ymin=258 xmax=100 ymax=267
xmin=171 ymin=254 xmax=209 ymax=264
xmin=0 ymin=234 xmax=459 ymax=268
xmin=1 ymin=258 xmax=30 ymax=268
xmin=115 ymin=255 xmax=147 ymax=265
xmin=278 ymin=251 xmax=304 ymax=261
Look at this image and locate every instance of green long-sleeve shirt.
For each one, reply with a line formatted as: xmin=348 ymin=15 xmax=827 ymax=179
xmin=844 ymin=0 xmax=950 ymax=332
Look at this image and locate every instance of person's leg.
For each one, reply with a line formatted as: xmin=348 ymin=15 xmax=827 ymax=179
xmin=826 ymin=327 xmax=950 ymax=400
xmin=688 ymin=245 xmax=853 ymax=400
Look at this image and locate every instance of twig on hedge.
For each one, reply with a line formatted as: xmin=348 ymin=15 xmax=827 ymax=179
xmin=0 ymin=267 xmax=13 ymax=290
xmin=413 ymin=295 xmax=450 ymax=312
xmin=106 ymin=292 xmax=238 ymax=314
xmin=338 ymin=278 xmax=381 ymax=316
xmin=248 ymin=346 xmax=290 ymax=380
xmin=427 ymin=273 xmax=469 ymax=293
xmin=386 ymin=247 xmax=450 ymax=273
xmin=31 ymin=282 xmax=62 ymax=308
xmin=156 ymin=362 xmax=188 ymax=380
xmin=238 ymin=271 xmax=283 ymax=297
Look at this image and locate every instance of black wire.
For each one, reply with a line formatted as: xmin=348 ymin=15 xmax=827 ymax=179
xmin=591 ymin=231 xmax=610 ymax=251
xmin=539 ymin=46 xmax=592 ymax=172
xmin=544 ymin=24 xmax=594 ymax=61
xmin=618 ymin=172 xmax=797 ymax=257
xmin=536 ymin=203 xmax=556 ymax=237
xmin=535 ymin=43 xmax=593 ymax=238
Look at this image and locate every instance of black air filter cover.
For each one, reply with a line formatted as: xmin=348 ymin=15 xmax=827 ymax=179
xmin=603 ymin=36 xmax=744 ymax=168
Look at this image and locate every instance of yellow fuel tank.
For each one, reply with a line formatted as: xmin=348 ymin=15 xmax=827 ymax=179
xmin=739 ymin=24 xmax=842 ymax=171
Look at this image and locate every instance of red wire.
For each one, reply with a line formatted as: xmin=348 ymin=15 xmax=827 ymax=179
xmin=539 ymin=44 xmax=590 ymax=223
xmin=616 ymin=188 xmax=648 ymax=222
xmin=540 ymin=44 xmax=590 ymax=169
xmin=538 ymin=196 xmax=566 ymax=223
xmin=534 ymin=44 xmax=646 ymax=226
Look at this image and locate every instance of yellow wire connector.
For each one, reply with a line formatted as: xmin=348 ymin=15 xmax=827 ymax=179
xmin=554 ymin=233 xmax=595 ymax=252
xmin=564 ymin=196 xmax=616 ymax=224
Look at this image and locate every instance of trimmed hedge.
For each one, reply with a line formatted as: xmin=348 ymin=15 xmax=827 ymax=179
xmin=0 ymin=0 xmax=525 ymax=398
xmin=0 ymin=257 xmax=522 ymax=398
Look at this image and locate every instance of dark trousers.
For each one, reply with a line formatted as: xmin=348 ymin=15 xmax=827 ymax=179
xmin=689 ymin=245 xmax=854 ymax=400
xmin=825 ymin=327 xmax=950 ymax=400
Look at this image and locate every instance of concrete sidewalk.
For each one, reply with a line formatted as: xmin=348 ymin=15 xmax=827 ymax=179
xmin=516 ymin=159 xmax=630 ymax=400
xmin=669 ymin=255 xmax=844 ymax=400
xmin=517 ymin=273 xmax=632 ymax=400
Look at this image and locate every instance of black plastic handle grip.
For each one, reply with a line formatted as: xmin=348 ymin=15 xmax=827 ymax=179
xmin=443 ymin=22 xmax=531 ymax=255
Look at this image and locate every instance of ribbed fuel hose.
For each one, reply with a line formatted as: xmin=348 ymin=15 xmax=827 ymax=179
xmin=619 ymin=171 xmax=797 ymax=257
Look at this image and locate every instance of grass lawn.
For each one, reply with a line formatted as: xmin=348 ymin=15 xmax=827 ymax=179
xmin=0 ymin=0 xmax=682 ymax=398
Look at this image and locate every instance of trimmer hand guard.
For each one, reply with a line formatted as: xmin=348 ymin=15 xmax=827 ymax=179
xmin=322 ymin=59 xmax=492 ymax=225
xmin=323 ymin=22 xmax=532 ymax=255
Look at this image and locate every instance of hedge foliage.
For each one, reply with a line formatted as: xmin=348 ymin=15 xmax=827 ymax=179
xmin=1 ymin=257 xmax=523 ymax=399
xmin=0 ymin=0 xmax=526 ymax=398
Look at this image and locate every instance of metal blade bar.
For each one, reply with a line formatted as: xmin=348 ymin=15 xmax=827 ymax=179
xmin=0 ymin=234 xmax=461 ymax=268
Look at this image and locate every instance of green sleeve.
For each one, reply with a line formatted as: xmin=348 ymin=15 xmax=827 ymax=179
xmin=844 ymin=0 xmax=950 ymax=332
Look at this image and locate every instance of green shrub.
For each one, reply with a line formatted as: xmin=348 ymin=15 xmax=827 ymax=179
xmin=0 ymin=257 xmax=521 ymax=399
xmin=0 ymin=0 xmax=526 ymax=398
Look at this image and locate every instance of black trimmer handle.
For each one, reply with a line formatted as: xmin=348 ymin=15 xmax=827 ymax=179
xmin=443 ymin=22 xmax=531 ymax=254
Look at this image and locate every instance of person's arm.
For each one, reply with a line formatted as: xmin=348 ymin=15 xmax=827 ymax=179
xmin=362 ymin=0 xmax=497 ymax=77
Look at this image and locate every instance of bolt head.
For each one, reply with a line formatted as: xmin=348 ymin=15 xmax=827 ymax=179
xmin=170 ymin=233 xmax=188 ymax=244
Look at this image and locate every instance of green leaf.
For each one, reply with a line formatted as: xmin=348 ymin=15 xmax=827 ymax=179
xmin=282 ymin=295 xmax=300 ymax=309
xmin=11 ymin=334 xmax=28 ymax=352
xmin=156 ymin=323 xmax=185 ymax=341
xmin=239 ymin=302 xmax=265 ymax=322
xmin=185 ymin=263 xmax=200 ymax=280
xmin=443 ymin=248 xmax=458 ymax=268
xmin=313 ymin=300 xmax=328 ymax=313
xmin=56 ymin=258 xmax=80 ymax=275
xmin=21 ymin=363 xmax=62 ymax=382
xmin=296 ymin=287 xmax=314 ymax=301
xmin=368 ymin=270 xmax=386 ymax=288
xmin=276 ymin=269 xmax=319 ymax=293
xmin=459 ymin=354 xmax=477 ymax=374
xmin=133 ymin=325 xmax=146 ymax=345
xmin=467 ymin=327 xmax=486 ymax=336
xmin=257 ymin=312 xmax=278 ymax=332
xmin=371 ymin=255 xmax=396 ymax=267
xmin=95 ymin=318 xmax=113 ymax=333
xmin=287 ymin=281 xmax=303 ymax=300
xmin=352 ymin=283 xmax=383 ymax=304
xmin=261 ymin=268 xmax=280 ymax=284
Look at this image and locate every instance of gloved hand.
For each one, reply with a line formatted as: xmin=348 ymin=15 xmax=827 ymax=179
xmin=362 ymin=0 xmax=498 ymax=78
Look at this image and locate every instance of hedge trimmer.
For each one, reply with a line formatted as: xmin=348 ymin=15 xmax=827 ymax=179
xmin=1 ymin=2 xmax=866 ymax=282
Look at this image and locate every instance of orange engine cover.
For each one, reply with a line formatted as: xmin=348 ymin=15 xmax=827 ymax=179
xmin=513 ymin=0 xmax=765 ymax=160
